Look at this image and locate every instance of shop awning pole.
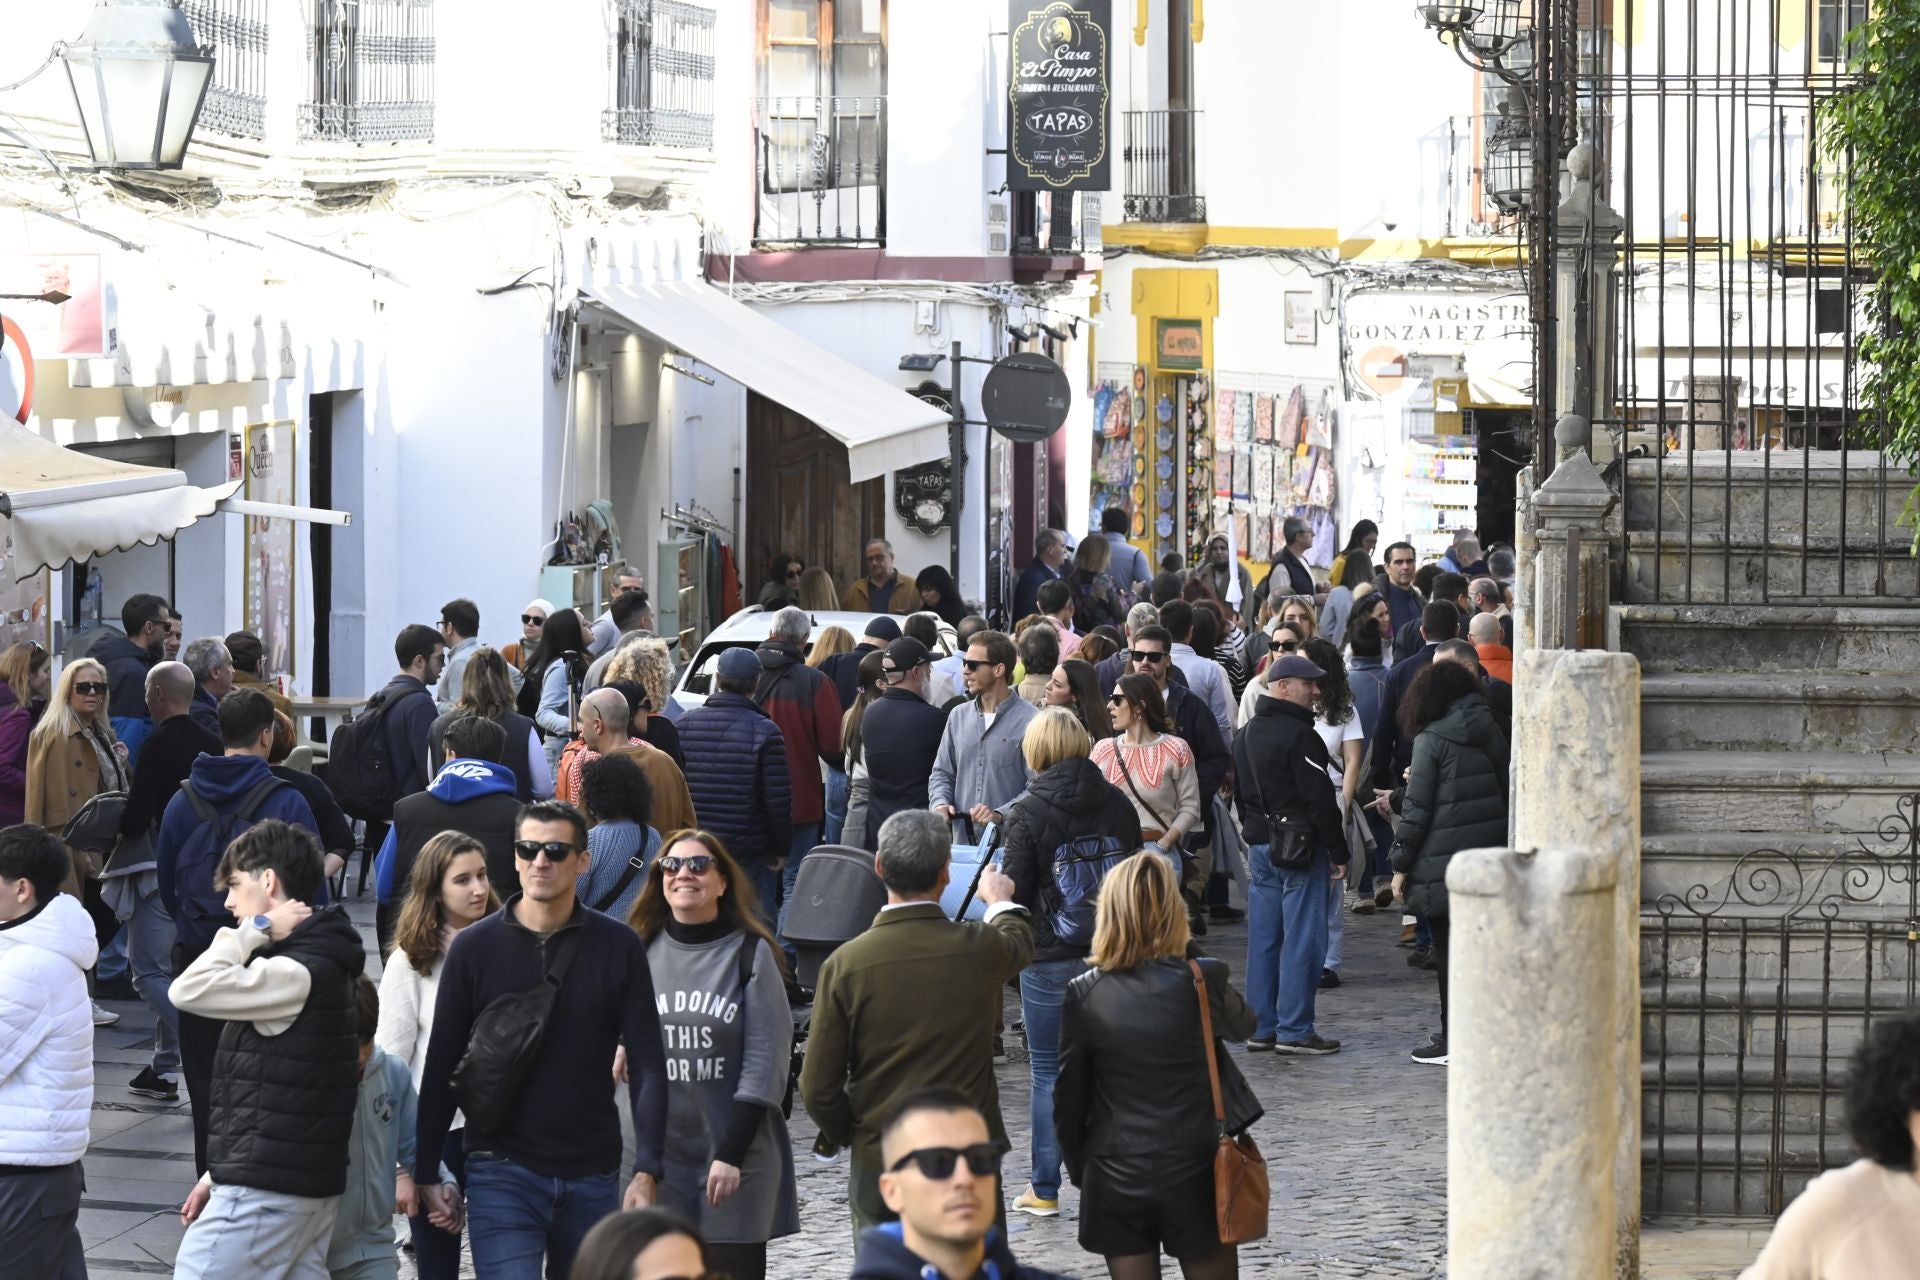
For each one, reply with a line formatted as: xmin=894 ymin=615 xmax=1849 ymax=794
xmin=215 ymin=497 xmax=353 ymax=526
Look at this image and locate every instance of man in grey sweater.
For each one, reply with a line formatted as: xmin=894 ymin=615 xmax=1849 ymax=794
xmin=929 ymin=631 xmax=1037 ymax=836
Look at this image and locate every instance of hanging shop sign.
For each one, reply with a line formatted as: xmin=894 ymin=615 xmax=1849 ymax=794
xmin=0 ymin=253 xmax=108 ymax=358
xmin=1155 ymin=318 xmax=1205 ymax=371
xmin=982 ymin=351 xmax=1071 ymax=444
xmin=894 ymin=382 xmax=954 ymax=536
xmin=1008 ymin=0 xmax=1111 ymax=192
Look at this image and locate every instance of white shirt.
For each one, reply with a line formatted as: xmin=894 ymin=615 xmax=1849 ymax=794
xmin=1315 ymin=711 xmax=1364 ymax=785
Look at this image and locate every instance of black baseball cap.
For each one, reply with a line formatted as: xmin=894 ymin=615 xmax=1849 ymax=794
xmin=881 ymin=637 xmax=931 ymax=675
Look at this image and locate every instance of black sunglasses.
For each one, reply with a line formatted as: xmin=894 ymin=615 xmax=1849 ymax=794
xmin=1107 ymin=693 xmax=1128 ymax=706
xmin=659 ymin=854 xmax=716 ymax=876
xmin=1129 ymin=649 xmax=1168 ymax=663
xmin=73 ymin=681 xmax=108 ymax=696
xmin=887 ymin=1141 xmax=1007 ymax=1180
xmin=785 ymin=568 xmax=804 ymax=579
xmin=961 ymin=658 xmax=997 ymax=671
xmin=521 ymin=614 xmax=545 ymax=626
xmin=1276 ymin=641 xmax=1299 ymax=652
xmin=512 ymin=840 xmax=579 ymax=863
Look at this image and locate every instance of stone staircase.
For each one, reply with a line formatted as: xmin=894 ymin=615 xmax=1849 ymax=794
xmin=1610 ymin=451 xmax=1920 ymax=1216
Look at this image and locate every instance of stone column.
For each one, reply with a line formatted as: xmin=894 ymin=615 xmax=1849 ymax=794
xmin=1529 ymin=442 xmax=1614 ymax=652
xmin=1510 ymin=650 xmax=1643 ymax=1280
xmin=1553 ymin=143 xmax=1624 ymax=470
xmin=1446 ymin=846 xmax=1620 ymax=1280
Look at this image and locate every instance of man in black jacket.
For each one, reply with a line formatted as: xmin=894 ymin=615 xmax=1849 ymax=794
xmin=117 ymin=661 xmax=220 ymax=1104
xmin=1235 ymin=654 xmax=1346 ymax=1057
xmin=168 ymin=821 xmax=365 ymax=1279
xmin=858 ymin=639 xmax=950 ymax=850
xmin=87 ymin=592 xmax=170 ymax=765
xmin=823 ymin=617 xmax=900 ymax=711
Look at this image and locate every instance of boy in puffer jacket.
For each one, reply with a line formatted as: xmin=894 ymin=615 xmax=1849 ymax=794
xmin=327 ymin=976 xmax=458 ymax=1280
xmin=0 ymin=824 xmax=98 ymax=1279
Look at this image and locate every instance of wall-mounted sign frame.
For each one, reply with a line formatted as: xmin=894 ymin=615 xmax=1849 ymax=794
xmin=1155 ymin=318 xmax=1205 ymax=371
xmin=1009 ymin=0 xmax=1112 ymax=192
xmin=242 ymin=420 xmax=297 ymax=681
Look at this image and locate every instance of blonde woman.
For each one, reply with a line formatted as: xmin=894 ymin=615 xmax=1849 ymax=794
xmin=806 ymin=626 xmax=854 ymax=670
xmin=796 ymin=567 xmax=841 ymax=613
xmin=604 ymin=636 xmax=685 ymax=765
xmin=27 ymin=657 xmax=126 ymax=830
xmin=377 ymin=831 xmax=497 ymax=1279
xmin=1055 ymin=851 xmax=1257 ymax=1279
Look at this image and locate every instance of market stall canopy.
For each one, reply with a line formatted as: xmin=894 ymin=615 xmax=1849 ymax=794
xmin=582 ymin=280 xmax=950 ymax=482
xmin=0 ymin=419 xmax=348 ymax=581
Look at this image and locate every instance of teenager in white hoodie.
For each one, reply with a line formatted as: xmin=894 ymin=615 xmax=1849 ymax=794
xmin=0 ymin=824 xmax=99 ymax=1279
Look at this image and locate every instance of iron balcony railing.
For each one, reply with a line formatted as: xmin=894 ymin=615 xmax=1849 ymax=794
xmin=181 ymin=0 xmax=268 ymax=139
xmin=754 ymin=95 xmax=885 ymax=246
xmin=603 ymin=0 xmax=716 ymax=149
xmin=1120 ymin=108 xmax=1204 ymax=223
xmin=300 ymin=0 xmax=435 ymax=144
xmin=1012 ymin=190 xmax=1089 ymax=257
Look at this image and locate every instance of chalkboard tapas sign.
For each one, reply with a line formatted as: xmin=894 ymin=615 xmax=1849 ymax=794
xmin=1008 ymin=1 xmax=1111 ymax=192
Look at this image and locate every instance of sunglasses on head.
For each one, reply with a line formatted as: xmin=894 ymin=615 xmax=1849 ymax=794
xmin=512 ymin=839 xmax=579 ymax=863
xmin=887 ymin=1141 xmax=1008 ymax=1180
xmin=1129 ymin=649 xmax=1168 ymax=663
xmin=73 ymin=681 xmax=108 ymax=696
xmin=521 ymin=614 xmax=545 ymax=626
xmin=659 ymin=854 xmax=716 ymax=876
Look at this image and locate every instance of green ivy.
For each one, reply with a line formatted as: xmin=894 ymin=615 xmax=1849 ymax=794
xmin=1826 ymin=2 xmax=1920 ymax=549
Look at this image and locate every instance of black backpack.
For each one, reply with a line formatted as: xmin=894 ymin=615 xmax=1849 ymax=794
xmin=328 ymin=686 xmax=429 ymax=821
xmin=172 ymin=776 xmax=288 ymax=956
xmin=451 ymin=931 xmax=581 ymax=1136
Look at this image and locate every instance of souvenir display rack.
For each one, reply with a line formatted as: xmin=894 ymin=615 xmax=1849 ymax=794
xmin=1210 ymin=371 xmax=1341 ymax=571
xmin=1402 ymin=437 xmax=1479 ymax=564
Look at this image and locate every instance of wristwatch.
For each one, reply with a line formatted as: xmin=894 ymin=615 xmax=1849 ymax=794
xmin=249 ymin=914 xmax=272 ymax=933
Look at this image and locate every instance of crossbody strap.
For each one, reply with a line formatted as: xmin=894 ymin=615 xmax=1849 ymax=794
xmin=591 ymin=846 xmax=649 ymax=914
xmin=1112 ymin=741 xmax=1172 ymax=833
xmin=1188 ymin=959 xmax=1227 ymax=1131
xmin=542 ymin=929 xmax=583 ymax=988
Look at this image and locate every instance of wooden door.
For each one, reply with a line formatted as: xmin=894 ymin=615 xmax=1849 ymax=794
xmin=746 ymin=392 xmax=884 ymax=597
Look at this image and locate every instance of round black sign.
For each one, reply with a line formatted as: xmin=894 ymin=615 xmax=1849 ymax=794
xmin=982 ymin=352 xmax=1071 ymax=444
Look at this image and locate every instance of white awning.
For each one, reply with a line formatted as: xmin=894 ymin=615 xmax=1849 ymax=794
xmin=582 ymin=280 xmax=951 ymax=482
xmin=0 ymin=420 xmax=347 ymax=581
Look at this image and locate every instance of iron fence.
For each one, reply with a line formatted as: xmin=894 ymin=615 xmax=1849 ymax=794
xmin=300 ymin=0 xmax=435 ymax=144
xmin=754 ymin=95 xmax=885 ymax=246
xmin=1012 ymin=191 xmax=1088 ymax=257
xmin=1120 ymin=108 xmax=1204 ymax=223
xmin=181 ymin=0 xmax=268 ymax=139
xmin=603 ymin=0 xmax=716 ymax=149
xmin=1642 ymin=794 xmax=1920 ymax=1215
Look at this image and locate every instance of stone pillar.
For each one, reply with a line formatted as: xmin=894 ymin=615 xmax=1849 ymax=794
xmin=1510 ymin=650 xmax=1643 ymax=1280
xmin=1530 ymin=444 xmax=1614 ymax=652
xmin=1513 ymin=464 xmax=1537 ymax=655
xmin=1446 ymin=846 xmax=1620 ymax=1280
xmin=1553 ymin=143 xmax=1624 ymax=470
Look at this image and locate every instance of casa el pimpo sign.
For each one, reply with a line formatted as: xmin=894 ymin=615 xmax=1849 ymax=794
xmin=1008 ymin=0 xmax=1111 ymax=192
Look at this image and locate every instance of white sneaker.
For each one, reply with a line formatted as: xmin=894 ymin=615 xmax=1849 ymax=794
xmin=92 ymin=1000 xmax=120 ymax=1027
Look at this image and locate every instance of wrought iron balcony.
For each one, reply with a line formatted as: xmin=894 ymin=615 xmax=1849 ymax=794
xmin=300 ymin=0 xmax=435 ymax=145
xmin=754 ymin=95 xmax=886 ymax=247
xmin=1121 ymin=108 xmax=1205 ymax=223
xmin=182 ymin=0 xmax=268 ymax=139
xmin=1012 ymin=190 xmax=1090 ymax=258
xmin=603 ymin=0 xmax=716 ymax=150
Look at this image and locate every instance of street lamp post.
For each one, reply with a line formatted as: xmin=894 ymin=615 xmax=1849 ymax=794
xmin=60 ymin=0 xmax=214 ymax=171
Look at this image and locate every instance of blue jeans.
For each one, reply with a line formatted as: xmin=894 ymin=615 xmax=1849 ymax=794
xmin=464 ymin=1151 xmax=617 ymax=1280
xmin=776 ymin=823 xmax=823 ymax=949
xmin=1246 ymin=845 xmax=1331 ymax=1042
xmin=127 ymin=879 xmax=179 ymax=1076
xmin=96 ymin=924 xmax=128 ymax=981
xmin=823 ymin=768 xmax=849 ymax=846
xmin=409 ymin=1128 xmax=465 ymax=1280
xmin=1019 ymin=958 xmax=1085 ymax=1200
xmin=1322 ymin=869 xmax=1347 ymax=972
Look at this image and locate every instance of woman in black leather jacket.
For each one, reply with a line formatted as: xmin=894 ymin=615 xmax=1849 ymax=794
xmin=1055 ymin=852 xmax=1260 ymax=1280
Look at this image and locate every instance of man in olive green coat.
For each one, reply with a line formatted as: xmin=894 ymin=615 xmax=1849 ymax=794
xmin=799 ymin=808 xmax=1033 ymax=1232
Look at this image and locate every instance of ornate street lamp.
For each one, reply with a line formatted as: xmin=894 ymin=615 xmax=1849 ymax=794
xmin=1418 ymin=0 xmax=1531 ymax=82
xmin=60 ymin=0 xmax=213 ymax=170
xmin=1484 ymin=94 xmax=1534 ymax=212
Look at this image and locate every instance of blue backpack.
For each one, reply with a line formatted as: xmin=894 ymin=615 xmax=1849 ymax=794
xmin=172 ymin=775 xmax=287 ymax=956
xmin=1046 ymin=834 xmax=1136 ymax=948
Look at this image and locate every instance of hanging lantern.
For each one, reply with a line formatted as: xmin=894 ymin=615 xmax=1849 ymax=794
xmin=60 ymin=0 xmax=214 ymax=171
xmin=1484 ymin=100 xmax=1533 ymax=213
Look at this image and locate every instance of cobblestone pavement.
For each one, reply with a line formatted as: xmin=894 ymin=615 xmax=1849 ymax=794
xmin=77 ymin=891 xmax=1756 ymax=1279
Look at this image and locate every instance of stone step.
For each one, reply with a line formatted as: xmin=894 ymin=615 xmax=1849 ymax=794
xmin=1639 ymin=905 xmax=1919 ymax=977
xmin=1641 ymin=1057 xmax=1853 ymax=1137
xmin=1623 ymin=452 xmax=1910 ymax=544
xmin=1638 ymin=829 xmax=1910 ymax=910
xmin=1640 ymin=749 xmax=1920 ymax=834
xmin=1641 ymin=672 xmax=1920 ymax=752
xmin=1610 ymin=603 xmax=1920 ymax=673
xmin=1641 ymin=1133 xmax=1835 ymax=1217
xmin=1624 ymin=531 xmax=1920 ymax=604
xmin=1641 ymin=981 xmax=1904 ymax=1058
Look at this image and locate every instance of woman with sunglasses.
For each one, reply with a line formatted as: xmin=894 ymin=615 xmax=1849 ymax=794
xmin=1044 ymin=658 xmax=1111 ymax=741
xmin=1241 ymin=622 xmax=1307 ymax=724
xmin=27 ymin=657 xmax=127 ymax=833
xmin=1090 ymin=675 xmax=1199 ymax=867
xmin=501 ymin=598 xmax=552 ymax=678
xmin=625 ymin=831 xmax=797 ymax=1280
xmin=758 ymin=554 xmax=805 ymax=609
xmin=572 ymin=1206 xmax=711 ymax=1280
xmin=516 ymin=607 xmax=591 ymax=773
xmin=1055 ymin=851 xmax=1258 ymax=1280
xmin=0 ymin=642 xmax=52 ymax=825
xmin=376 ymin=831 xmax=497 ymax=1279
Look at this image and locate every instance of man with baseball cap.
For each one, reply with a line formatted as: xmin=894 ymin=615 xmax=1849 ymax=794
xmin=853 ymin=638 xmax=949 ymax=850
xmin=823 ymin=615 xmax=901 ymax=711
xmin=1233 ymin=653 xmax=1347 ymax=1056
xmin=675 ymin=646 xmax=790 ymax=912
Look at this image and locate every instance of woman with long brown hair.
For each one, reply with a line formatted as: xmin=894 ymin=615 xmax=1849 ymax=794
xmin=837 ymin=648 xmax=888 ymax=850
xmin=1090 ymin=674 xmax=1200 ymax=862
xmin=429 ymin=645 xmax=548 ymax=799
xmin=624 ymin=831 xmax=797 ymax=1280
xmin=1044 ymin=657 xmax=1112 ymax=740
xmin=375 ymin=831 xmax=498 ymax=1279
xmin=1055 ymin=851 xmax=1258 ymax=1279
xmin=1069 ymin=535 xmax=1124 ymax=631
xmin=0 ymin=641 xmax=51 ymax=824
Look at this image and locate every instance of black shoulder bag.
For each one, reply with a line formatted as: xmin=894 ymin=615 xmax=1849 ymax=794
xmin=451 ymin=930 xmax=582 ymax=1135
xmin=1239 ymin=729 xmax=1317 ymax=872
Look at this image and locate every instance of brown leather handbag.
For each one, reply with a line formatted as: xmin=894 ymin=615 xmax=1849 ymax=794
xmin=1189 ymin=958 xmax=1270 ymax=1244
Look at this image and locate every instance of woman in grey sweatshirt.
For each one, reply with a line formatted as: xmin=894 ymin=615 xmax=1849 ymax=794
xmin=626 ymin=830 xmax=798 ymax=1280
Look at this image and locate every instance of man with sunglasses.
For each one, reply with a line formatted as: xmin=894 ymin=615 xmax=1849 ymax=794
xmin=930 ymin=631 xmax=1038 ymax=837
xmin=851 ymin=1087 xmax=1071 ymax=1280
xmin=416 ymin=799 xmax=670 ymax=1278
xmin=86 ymin=592 xmax=172 ymax=766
